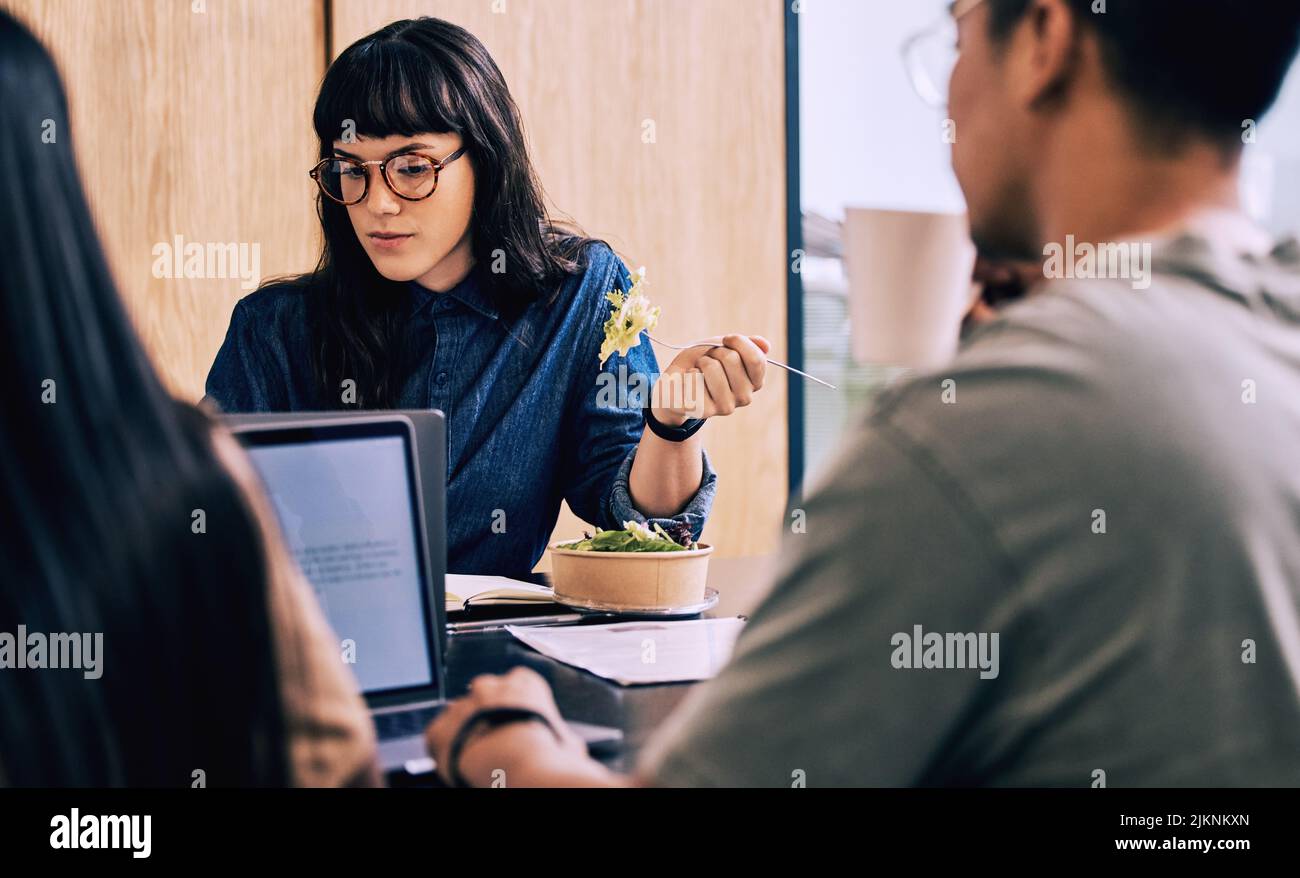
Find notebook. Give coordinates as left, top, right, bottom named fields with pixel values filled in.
left=445, top=574, right=558, bottom=613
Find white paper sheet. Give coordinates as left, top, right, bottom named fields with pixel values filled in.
left=506, top=617, right=746, bottom=686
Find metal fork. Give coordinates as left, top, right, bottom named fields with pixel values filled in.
left=648, top=335, right=837, bottom=390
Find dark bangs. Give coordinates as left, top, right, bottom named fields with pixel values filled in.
left=313, top=26, right=467, bottom=149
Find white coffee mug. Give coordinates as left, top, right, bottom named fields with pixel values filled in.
left=842, top=208, right=977, bottom=370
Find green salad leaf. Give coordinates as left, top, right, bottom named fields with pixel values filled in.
left=557, top=520, right=694, bottom=552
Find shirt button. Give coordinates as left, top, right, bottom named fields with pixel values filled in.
left=437, top=297, right=454, bottom=311
left=436, top=371, right=449, bottom=385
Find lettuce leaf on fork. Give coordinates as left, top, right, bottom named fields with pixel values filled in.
left=598, top=266, right=660, bottom=366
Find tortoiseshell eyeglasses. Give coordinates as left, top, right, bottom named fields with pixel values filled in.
left=309, top=147, right=467, bottom=206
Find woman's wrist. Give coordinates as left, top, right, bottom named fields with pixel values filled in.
left=649, top=405, right=690, bottom=428
left=644, top=406, right=705, bottom=441
left=630, top=420, right=706, bottom=518
left=454, top=719, right=553, bottom=786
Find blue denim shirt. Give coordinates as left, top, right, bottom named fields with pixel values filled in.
left=205, top=243, right=716, bottom=577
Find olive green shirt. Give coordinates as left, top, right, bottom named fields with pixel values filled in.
left=640, top=214, right=1300, bottom=787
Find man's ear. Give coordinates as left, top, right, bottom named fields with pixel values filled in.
left=1005, top=0, right=1084, bottom=111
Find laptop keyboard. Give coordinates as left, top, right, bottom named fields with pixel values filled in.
left=374, top=705, right=443, bottom=741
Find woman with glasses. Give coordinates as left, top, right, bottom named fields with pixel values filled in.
left=205, top=17, right=768, bottom=578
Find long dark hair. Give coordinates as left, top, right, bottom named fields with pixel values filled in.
left=304, top=16, right=597, bottom=409
left=0, top=11, right=287, bottom=786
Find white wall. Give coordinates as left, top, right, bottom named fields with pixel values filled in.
left=799, top=0, right=961, bottom=219
left=1249, top=63, right=1300, bottom=235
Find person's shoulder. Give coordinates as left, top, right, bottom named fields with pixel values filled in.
left=220, top=278, right=317, bottom=356
left=861, top=285, right=1132, bottom=464
left=976, top=272, right=1209, bottom=358
left=868, top=272, right=1235, bottom=510
left=547, top=238, right=631, bottom=319
left=879, top=289, right=1110, bottom=405
left=916, top=275, right=1174, bottom=393
left=571, top=239, right=629, bottom=297
left=230, top=277, right=313, bottom=325
left=574, top=239, right=626, bottom=282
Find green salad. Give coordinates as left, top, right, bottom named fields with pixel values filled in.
left=557, top=520, right=695, bottom=552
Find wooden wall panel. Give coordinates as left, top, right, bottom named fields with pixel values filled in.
left=2, top=0, right=324, bottom=400
left=332, top=0, right=789, bottom=560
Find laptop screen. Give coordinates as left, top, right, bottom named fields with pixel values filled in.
left=238, top=421, right=436, bottom=697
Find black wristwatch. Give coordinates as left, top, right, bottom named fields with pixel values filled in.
left=643, top=407, right=706, bottom=442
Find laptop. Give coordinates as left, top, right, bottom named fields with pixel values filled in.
left=224, top=411, right=622, bottom=775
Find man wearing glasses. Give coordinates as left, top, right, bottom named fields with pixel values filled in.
left=425, top=0, right=1300, bottom=787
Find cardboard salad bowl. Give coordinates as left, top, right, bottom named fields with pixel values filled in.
left=547, top=541, right=714, bottom=612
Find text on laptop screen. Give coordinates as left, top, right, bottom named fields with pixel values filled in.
left=243, top=434, right=433, bottom=694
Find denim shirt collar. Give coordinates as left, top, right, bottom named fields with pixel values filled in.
left=409, top=264, right=499, bottom=321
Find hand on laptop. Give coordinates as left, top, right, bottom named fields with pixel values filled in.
left=425, top=667, right=616, bottom=787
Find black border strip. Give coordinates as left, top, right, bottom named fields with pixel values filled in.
left=784, top=0, right=805, bottom=500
